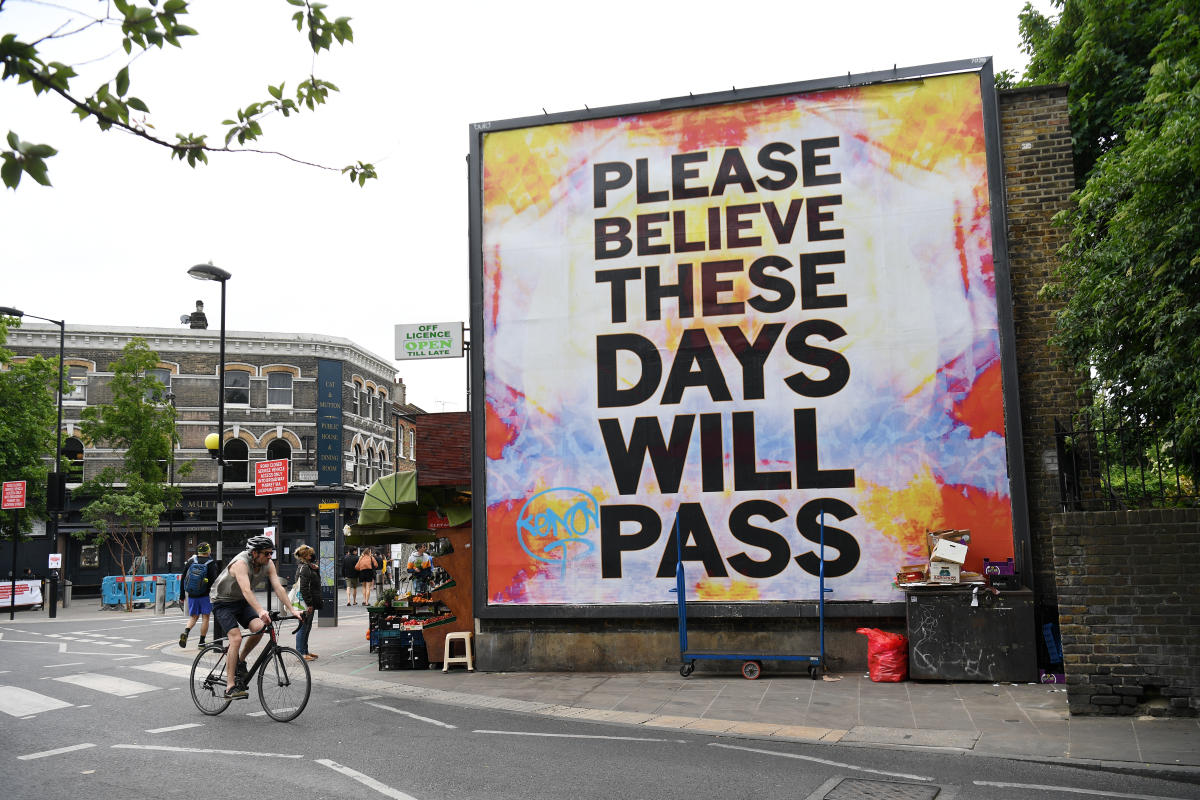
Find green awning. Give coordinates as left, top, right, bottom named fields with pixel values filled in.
left=344, top=471, right=471, bottom=546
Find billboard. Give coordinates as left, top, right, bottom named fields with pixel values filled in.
left=470, top=60, right=1026, bottom=610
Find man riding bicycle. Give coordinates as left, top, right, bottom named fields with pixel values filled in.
left=210, top=536, right=302, bottom=700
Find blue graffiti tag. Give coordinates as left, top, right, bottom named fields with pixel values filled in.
left=516, top=487, right=599, bottom=577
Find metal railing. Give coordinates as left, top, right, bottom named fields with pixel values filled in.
left=1055, top=417, right=1198, bottom=511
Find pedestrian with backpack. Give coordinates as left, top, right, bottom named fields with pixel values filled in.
left=179, top=542, right=218, bottom=648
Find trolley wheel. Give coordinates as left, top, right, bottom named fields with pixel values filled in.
left=679, top=662, right=695, bottom=677
left=741, top=660, right=762, bottom=680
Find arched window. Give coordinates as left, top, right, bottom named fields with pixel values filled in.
left=367, top=447, right=376, bottom=485
left=377, top=449, right=386, bottom=478
left=267, top=373, right=293, bottom=407
left=63, top=437, right=84, bottom=482
left=266, top=439, right=292, bottom=479
left=223, top=439, right=249, bottom=482
left=351, top=381, right=361, bottom=415
left=366, top=389, right=374, bottom=420
left=353, top=444, right=363, bottom=485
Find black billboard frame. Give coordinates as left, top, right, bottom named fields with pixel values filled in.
left=468, top=56, right=1032, bottom=620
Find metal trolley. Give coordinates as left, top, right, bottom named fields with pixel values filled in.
left=675, top=510, right=830, bottom=680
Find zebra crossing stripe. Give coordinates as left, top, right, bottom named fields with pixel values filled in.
left=0, top=685, right=73, bottom=717
left=54, top=673, right=161, bottom=697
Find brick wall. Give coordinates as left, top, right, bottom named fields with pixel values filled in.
left=998, top=85, right=1086, bottom=606
left=1052, top=508, right=1200, bottom=716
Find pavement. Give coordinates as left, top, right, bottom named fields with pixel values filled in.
left=10, top=595, right=1200, bottom=783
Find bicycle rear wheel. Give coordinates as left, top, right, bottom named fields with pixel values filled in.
left=190, top=644, right=231, bottom=715
left=258, top=646, right=311, bottom=722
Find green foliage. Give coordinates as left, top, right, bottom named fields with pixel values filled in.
left=1018, top=0, right=1200, bottom=480
left=74, top=338, right=183, bottom=571
left=1, top=1, right=376, bottom=188
left=0, top=316, right=60, bottom=537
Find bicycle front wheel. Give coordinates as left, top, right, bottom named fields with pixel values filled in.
left=190, top=644, right=231, bottom=716
left=258, top=646, right=310, bottom=722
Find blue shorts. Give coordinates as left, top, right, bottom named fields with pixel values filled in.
left=186, top=595, right=212, bottom=616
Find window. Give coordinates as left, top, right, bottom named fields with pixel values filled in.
left=80, top=545, right=100, bottom=569
left=224, top=371, right=250, bottom=405
left=145, top=368, right=171, bottom=403
left=367, top=447, right=376, bottom=485
left=353, top=444, right=364, bottom=485
left=223, top=439, right=249, bottom=482
left=409, top=429, right=415, bottom=460
left=63, top=365, right=87, bottom=403
left=266, top=439, right=292, bottom=478
left=377, top=393, right=386, bottom=421
left=267, top=372, right=293, bottom=407
left=377, top=449, right=385, bottom=478
left=366, top=389, right=374, bottom=420
left=351, top=382, right=361, bottom=415
left=64, top=437, right=84, bottom=482
left=360, top=386, right=369, bottom=418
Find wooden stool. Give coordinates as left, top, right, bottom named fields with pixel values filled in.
left=442, top=631, right=474, bottom=672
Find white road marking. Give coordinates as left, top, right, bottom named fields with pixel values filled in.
left=112, top=744, right=304, bottom=758
left=366, top=701, right=456, bottom=729
left=317, top=759, right=422, bottom=800
left=146, top=723, right=204, bottom=733
left=0, top=685, right=73, bottom=717
left=54, top=673, right=161, bottom=697
left=974, top=781, right=1193, bottom=799
left=130, top=661, right=194, bottom=679
left=42, top=662, right=86, bottom=668
left=474, top=729, right=672, bottom=742
left=708, top=742, right=933, bottom=782
left=18, top=743, right=96, bottom=760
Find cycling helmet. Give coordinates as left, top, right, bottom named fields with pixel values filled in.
left=246, top=535, right=274, bottom=552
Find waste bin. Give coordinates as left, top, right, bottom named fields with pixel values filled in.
left=902, top=585, right=1036, bottom=682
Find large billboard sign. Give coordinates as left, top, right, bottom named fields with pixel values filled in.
left=470, top=60, right=1027, bottom=611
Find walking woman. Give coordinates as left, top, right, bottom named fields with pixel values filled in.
left=294, top=545, right=323, bottom=661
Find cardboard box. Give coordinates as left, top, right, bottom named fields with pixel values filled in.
left=930, top=538, right=968, bottom=564
left=896, top=563, right=928, bottom=584
left=925, top=528, right=970, bottom=558
left=928, top=561, right=961, bottom=583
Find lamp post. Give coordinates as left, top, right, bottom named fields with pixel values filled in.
left=0, top=306, right=66, bottom=593
left=187, top=264, right=231, bottom=553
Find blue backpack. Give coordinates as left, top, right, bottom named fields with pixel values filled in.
left=183, top=557, right=210, bottom=596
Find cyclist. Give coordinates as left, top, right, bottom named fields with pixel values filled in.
left=210, top=536, right=302, bottom=700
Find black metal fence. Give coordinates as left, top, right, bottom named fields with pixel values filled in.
left=1055, top=417, right=1199, bottom=511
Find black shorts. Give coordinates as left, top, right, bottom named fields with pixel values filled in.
left=212, top=600, right=259, bottom=637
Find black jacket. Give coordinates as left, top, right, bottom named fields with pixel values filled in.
left=298, top=561, right=323, bottom=610
left=341, top=553, right=357, bottom=577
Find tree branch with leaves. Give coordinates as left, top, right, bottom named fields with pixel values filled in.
left=1, top=0, right=376, bottom=189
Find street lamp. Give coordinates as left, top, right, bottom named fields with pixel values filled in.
left=187, top=263, right=231, bottom=550
left=0, top=306, right=66, bottom=571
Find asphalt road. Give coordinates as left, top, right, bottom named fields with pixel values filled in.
left=2, top=615, right=1197, bottom=800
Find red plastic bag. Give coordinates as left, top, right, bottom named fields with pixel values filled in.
left=856, top=627, right=908, bottom=682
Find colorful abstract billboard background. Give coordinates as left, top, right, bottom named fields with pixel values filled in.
left=478, top=71, right=1015, bottom=605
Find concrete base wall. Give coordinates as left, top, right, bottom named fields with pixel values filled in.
left=476, top=616, right=904, bottom=674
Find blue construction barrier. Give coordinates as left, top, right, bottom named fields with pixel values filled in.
left=101, top=574, right=181, bottom=607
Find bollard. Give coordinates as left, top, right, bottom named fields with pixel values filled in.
left=62, top=579, right=72, bottom=609
left=154, top=575, right=166, bottom=615
left=48, top=576, right=58, bottom=619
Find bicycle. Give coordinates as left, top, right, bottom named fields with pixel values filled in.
left=189, top=610, right=311, bottom=722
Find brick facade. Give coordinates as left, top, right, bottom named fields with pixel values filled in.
left=998, top=85, right=1086, bottom=607
left=1052, top=509, right=1200, bottom=716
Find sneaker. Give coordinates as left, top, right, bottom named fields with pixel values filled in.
left=179, top=630, right=189, bottom=649
left=224, top=686, right=249, bottom=700
left=303, top=654, right=318, bottom=661
left=198, top=635, right=206, bottom=646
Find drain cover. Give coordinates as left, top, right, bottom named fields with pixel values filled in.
left=823, top=778, right=940, bottom=799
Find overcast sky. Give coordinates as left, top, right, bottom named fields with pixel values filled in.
left=1, top=0, right=1054, bottom=413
